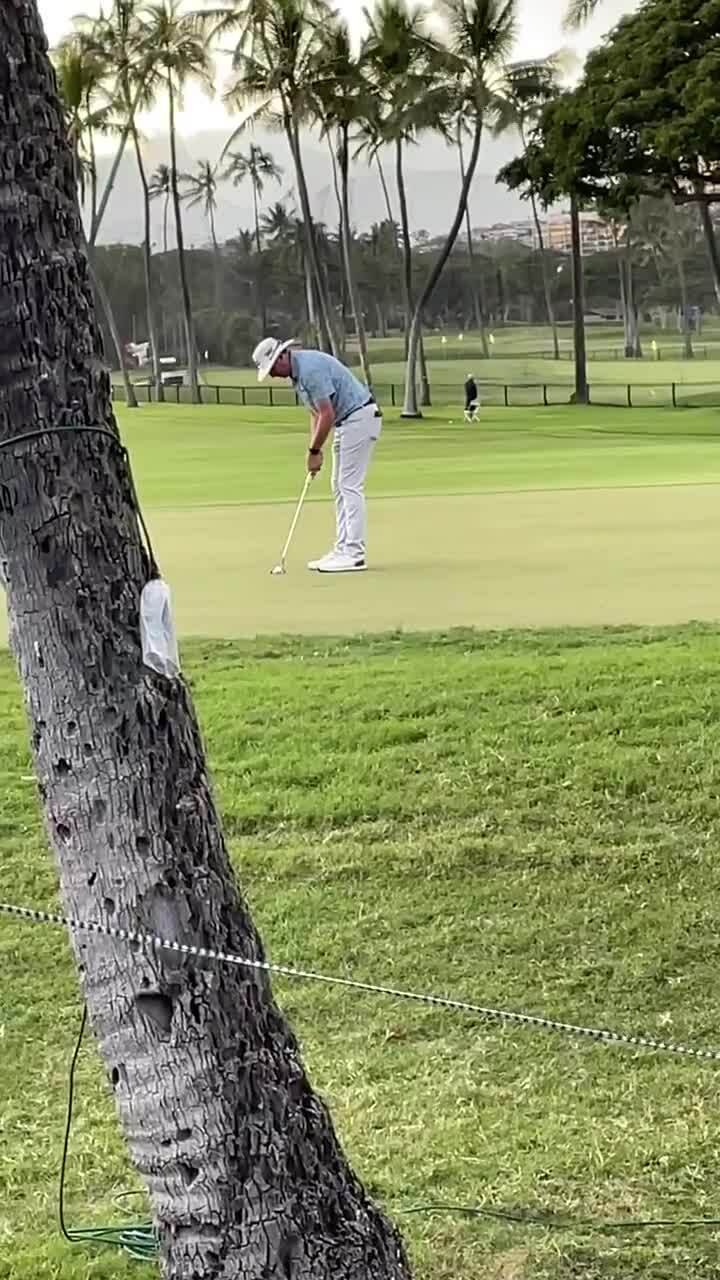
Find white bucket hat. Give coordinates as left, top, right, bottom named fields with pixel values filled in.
left=252, top=337, right=296, bottom=382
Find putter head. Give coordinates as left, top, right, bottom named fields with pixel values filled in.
left=270, top=564, right=286, bottom=576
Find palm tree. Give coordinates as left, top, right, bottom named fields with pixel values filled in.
left=224, top=145, right=282, bottom=331
left=182, top=159, right=221, bottom=251
left=216, top=0, right=342, bottom=355
left=493, top=59, right=562, bottom=359
left=224, top=145, right=282, bottom=255
left=54, top=30, right=139, bottom=410
left=149, top=163, right=172, bottom=252
left=362, top=0, right=443, bottom=403
left=77, top=2, right=168, bottom=401
left=312, top=18, right=374, bottom=387
left=565, top=0, right=601, bottom=25
left=182, top=159, right=223, bottom=313
left=142, top=1, right=215, bottom=403
left=401, top=0, right=517, bottom=418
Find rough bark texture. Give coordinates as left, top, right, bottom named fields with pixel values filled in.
left=570, top=197, right=589, bottom=404
left=0, top=8, right=413, bottom=1279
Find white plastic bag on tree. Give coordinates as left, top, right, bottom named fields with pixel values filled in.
left=140, top=578, right=180, bottom=678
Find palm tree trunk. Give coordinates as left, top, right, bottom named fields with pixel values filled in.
left=168, top=74, right=199, bottom=402
left=530, top=193, right=560, bottom=360
left=1, top=13, right=415, bottom=1276
left=209, top=204, right=222, bottom=315
left=395, top=138, right=429, bottom=406
left=615, top=225, right=629, bottom=352
left=457, top=130, right=489, bottom=358
left=668, top=199, right=694, bottom=359
left=89, top=77, right=145, bottom=247
left=570, top=195, right=589, bottom=403
left=696, top=193, right=720, bottom=306
left=163, top=192, right=169, bottom=254
left=87, top=253, right=138, bottom=409
left=335, top=129, right=373, bottom=388
left=285, top=113, right=341, bottom=356
left=624, top=224, right=642, bottom=358
left=375, top=151, right=395, bottom=227
left=252, top=183, right=267, bottom=332
left=131, top=124, right=164, bottom=403
left=403, top=119, right=485, bottom=418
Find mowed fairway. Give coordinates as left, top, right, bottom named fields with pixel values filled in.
left=78, top=402, right=720, bottom=637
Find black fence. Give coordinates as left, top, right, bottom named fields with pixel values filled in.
left=112, top=379, right=720, bottom=410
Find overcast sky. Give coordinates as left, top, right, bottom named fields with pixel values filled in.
left=39, top=0, right=639, bottom=138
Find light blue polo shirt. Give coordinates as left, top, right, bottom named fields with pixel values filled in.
left=290, top=350, right=371, bottom=425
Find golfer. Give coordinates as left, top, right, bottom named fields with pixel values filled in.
left=464, top=374, right=479, bottom=422
left=252, top=338, right=382, bottom=574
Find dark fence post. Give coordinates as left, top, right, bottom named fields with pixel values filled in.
left=269, top=387, right=274, bottom=407
left=504, top=385, right=509, bottom=406
left=587, top=383, right=591, bottom=405
left=672, top=382, right=677, bottom=407
left=627, top=384, right=632, bottom=408
left=216, top=385, right=220, bottom=405
left=543, top=384, right=548, bottom=407
left=391, top=383, right=396, bottom=407
left=175, top=384, right=180, bottom=404
left=241, top=386, right=246, bottom=407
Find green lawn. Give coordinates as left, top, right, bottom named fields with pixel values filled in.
left=3, top=627, right=720, bottom=1279
left=2, top=396, right=720, bottom=1278
left=75, top=402, right=720, bottom=639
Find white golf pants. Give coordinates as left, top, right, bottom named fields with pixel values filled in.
left=332, top=403, right=382, bottom=559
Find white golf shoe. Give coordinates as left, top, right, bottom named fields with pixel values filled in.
left=307, top=551, right=336, bottom=571
left=317, top=552, right=367, bottom=574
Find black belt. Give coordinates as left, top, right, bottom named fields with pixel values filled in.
left=337, top=398, right=377, bottom=426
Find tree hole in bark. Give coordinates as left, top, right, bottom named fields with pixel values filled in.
left=93, top=797, right=107, bottom=823
left=55, top=822, right=71, bottom=843
left=103, top=705, right=118, bottom=726
left=67, top=720, right=77, bottom=735
left=110, top=1063, right=125, bottom=1089
left=136, top=834, right=150, bottom=854
left=55, top=757, right=71, bottom=776
left=32, top=720, right=46, bottom=751
left=136, top=991, right=173, bottom=1035
left=177, top=1161, right=200, bottom=1188
left=158, top=709, right=168, bottom=733
left=87, top=871, right=97, bottom=887
left=177, top=1128, right=192, bottom=1142
left=39, top=536, right=51, bottom=556
left=103, top=896, right=115, bottom=915
left=83, top=743, right=94, bottom=757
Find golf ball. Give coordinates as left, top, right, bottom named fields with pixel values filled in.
left=270, top=566, right=285, bottom=576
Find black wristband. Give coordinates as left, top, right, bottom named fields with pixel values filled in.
left=309, top=447, right=322, bottom=456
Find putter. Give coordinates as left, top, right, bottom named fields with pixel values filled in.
left=270, top=473, right=314, bottom=575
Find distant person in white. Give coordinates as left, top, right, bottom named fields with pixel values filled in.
left=252, top=338, right=382, bottom=573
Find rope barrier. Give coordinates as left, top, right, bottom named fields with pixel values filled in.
left=2, top=900, right=719, bottom=1064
